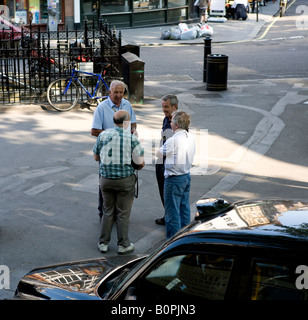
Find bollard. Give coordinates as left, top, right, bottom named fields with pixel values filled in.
left=121, top=42, right=140, bottom=57
left=203, top=36, right=212, bottom=83
left=122, top=52, right=145, bottom=104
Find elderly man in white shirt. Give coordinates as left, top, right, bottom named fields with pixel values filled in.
left=156, top=111, right=196, bottom=238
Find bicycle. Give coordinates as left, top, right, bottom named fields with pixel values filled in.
left=47, top=62, right=111, bottom=112
left=21, top=33, right=60, bottom=77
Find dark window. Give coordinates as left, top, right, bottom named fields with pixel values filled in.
left=136, top=253, right=234, bottom=300
left=250, top=260, right=308, bottom=300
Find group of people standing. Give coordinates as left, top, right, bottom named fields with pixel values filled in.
left=91, top=80, right=196, bottom=255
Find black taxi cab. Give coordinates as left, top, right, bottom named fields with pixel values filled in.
left=14, top=198, right=308, bottom=300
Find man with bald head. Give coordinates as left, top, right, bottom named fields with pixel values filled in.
left=93, top=110, right=144, bottom=255
left=91, top=80, right=137, bottom=220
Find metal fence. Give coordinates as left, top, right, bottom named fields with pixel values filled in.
left=0, top=18, right=122, bottom=104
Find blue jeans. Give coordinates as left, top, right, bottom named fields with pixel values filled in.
left=164, top=174, right=191, bottom=238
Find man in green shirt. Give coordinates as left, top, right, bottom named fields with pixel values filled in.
left=93, top=110, right=144, bottom=254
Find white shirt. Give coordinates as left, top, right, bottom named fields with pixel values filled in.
left=159, top=129, right=196, bottom=178
left=232, top=0, right=248, bottom=8
left=92, top=97, right=136, bottom=130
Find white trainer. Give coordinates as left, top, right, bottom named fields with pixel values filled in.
left=118, top=243, right=135, bottom=255
left=97, top=242, right=108, bottom=253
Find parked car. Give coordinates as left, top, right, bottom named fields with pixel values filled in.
left=14, top=198, right=308, bottom=301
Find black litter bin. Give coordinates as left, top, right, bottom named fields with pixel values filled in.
left=206, top=54, right=228, bottom=91
left=122, top=52, right=144, bottom=104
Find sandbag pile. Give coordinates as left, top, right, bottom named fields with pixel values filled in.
left=161, top=22, right=213, bottom=40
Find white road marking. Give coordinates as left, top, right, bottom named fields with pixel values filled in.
left=198, top=85, right=308, bottom=199
left=24, top=183, right=54, bottom=195
left=0, top=166, right=69, bottom=194
left=72, top=174, right=98, bottom=194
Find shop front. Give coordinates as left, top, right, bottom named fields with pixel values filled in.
left=0, top=0, right=73, bottom=30
left=0, top=0, right=198, bottom=30
left=80, top=0, right=198, bottom=28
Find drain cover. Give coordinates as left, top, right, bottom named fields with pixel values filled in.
left=194, top=93, right=222, bottom=98
left=146, top=75, right=193, bottom=81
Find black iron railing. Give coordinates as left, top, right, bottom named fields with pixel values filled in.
left=0, top=18, right=122, bottom=104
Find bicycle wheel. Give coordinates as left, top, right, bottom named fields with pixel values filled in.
left=123, top=83, right=130, bottom=100
left=95, top=83, right=110, bottom=105
left=47, top=78, right=80, bottom=111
